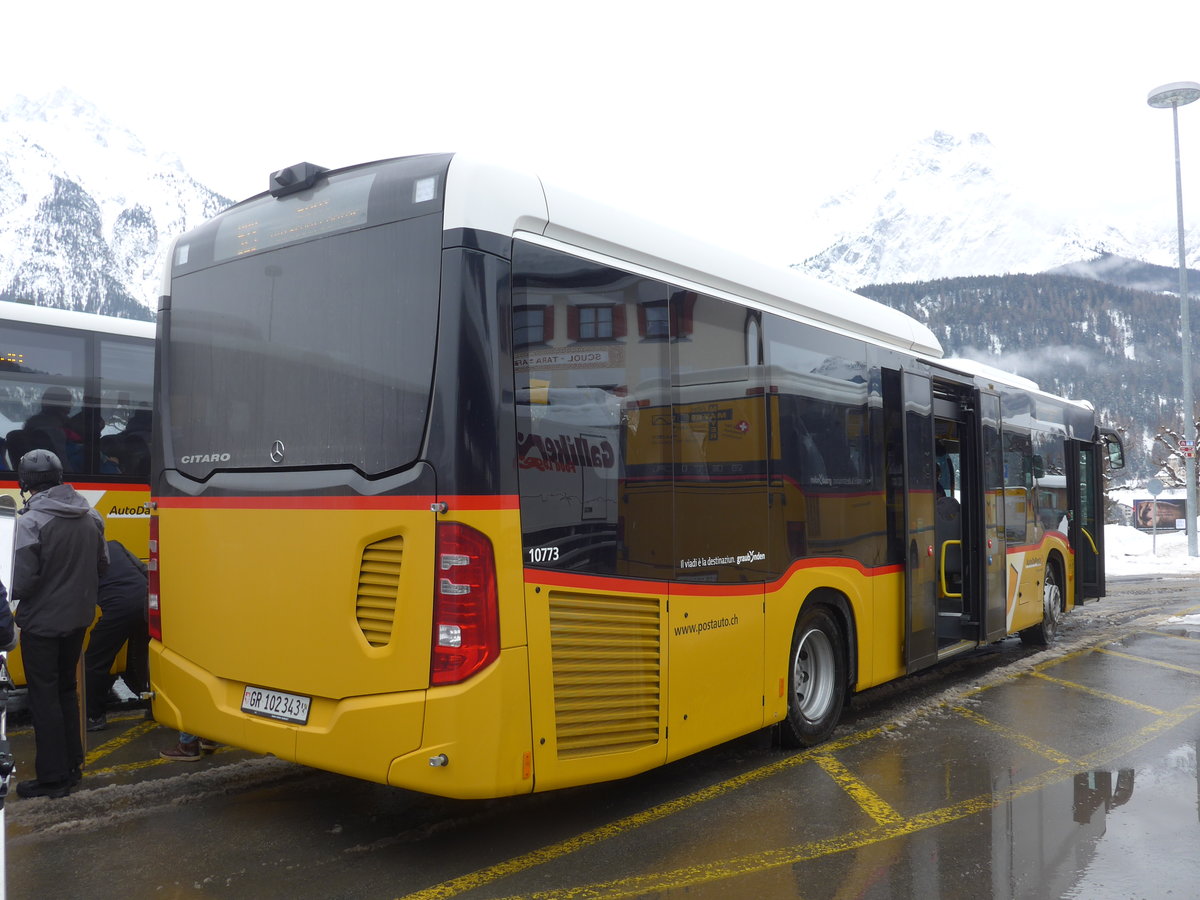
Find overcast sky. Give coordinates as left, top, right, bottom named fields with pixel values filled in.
left=5, top=1, right=1200, bottom=265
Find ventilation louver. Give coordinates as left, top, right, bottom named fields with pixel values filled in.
left=356, top=536, right=404, bottom=647
left=549, top=592, right=661, bottom=758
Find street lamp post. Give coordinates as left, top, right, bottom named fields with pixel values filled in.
left=1148, top=81, right=1200, bottom=557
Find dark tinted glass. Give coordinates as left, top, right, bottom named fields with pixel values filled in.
left=1033, top=429, right=1070, bottom=535
left=671, top=292, right=769, bottom=583
left=99, top=338, right=155, bottom=476
left=0, top=324, right=153, bottom=477
left=1002, top=429, right=1035, bottom=544
left=168, top=217, right=441, bottom=477
left=766, top=316, right=883, bottom=567
left=513, top=241, right=671, bottom=578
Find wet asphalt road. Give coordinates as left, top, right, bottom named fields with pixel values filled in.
left=4, top=576, right=1200, bottom=899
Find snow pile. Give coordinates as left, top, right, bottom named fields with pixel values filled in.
left=1106, top=486, right=1200, bottom=578
left=1105, top=523, right=1200, bottom=577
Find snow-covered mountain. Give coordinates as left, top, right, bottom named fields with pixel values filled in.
left=0, top=89, right=230, bottom=317
left=2, top=96, right=1195, bottom=319
left=798, top=131, right=1200, bottom=288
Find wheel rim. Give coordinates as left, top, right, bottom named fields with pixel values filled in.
left=1043, top=571, right=1063, bottom=637
left=793, top=627, right=835, bottom=722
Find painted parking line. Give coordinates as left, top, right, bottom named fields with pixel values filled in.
left=1095, top=645, right=1200, bottom=677
left=403, top=616, right=1200, bottom=900
left=399, top=725, right=895, bottom=900
left=490, top=694, right=1200, bottom=900
left=950, top=704, right=1079, bottom=766
left=1028, top=670, right=1168, bottom=714
left=84, top=718, right=159, bottom=766
left=813, top=754, right=903, bottom=825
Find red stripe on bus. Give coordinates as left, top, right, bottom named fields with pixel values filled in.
left=153, top=494, right=519, bottom=511
left=1007, top=532, right=1072, bottom=554
left=0, top=479, right=149, bottom=493
left=525, top=557, right=904, bottom=595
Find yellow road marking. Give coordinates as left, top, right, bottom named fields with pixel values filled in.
left=950, top=705, right=1077, bottom=765
left=814, top=755, right=902, bottom=825
left=492, top=695, right=1200, bottom=900
left=404, top=619, right=1200, bottom=900
left=398, top=726, right=893, bottom=900
left=1030, top=646, right=1096, bottom=673
left=84, top=719, right=159, bottom=766
left=957, top=644, right=1097, bottom=701
left=1029, top=671, right=1167, bottom=714
left=1095, top=646, right=1200, bottom=677
left=1140, top=628, right=1200, bottom=643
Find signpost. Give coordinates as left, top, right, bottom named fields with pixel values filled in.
left=1148, top=477, right=1164, bottom=555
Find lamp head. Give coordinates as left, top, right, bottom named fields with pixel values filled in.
left=1148, top=82, right=1200, bottom=109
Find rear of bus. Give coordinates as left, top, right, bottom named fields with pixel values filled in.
left=150, top=154, right=533, bottom=797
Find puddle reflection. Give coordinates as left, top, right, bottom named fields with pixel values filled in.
left=997, top=743, right=1200, bottom=897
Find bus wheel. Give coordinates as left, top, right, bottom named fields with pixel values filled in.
left=780, top=606, right=846, bottom=748
left=1020, top=562, right=1063, bottom=646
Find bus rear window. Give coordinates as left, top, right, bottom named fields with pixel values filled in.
left=167, top=217, right=441, bottom=479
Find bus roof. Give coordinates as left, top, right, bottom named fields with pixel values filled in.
left=442, top=155, right=942, bottom=359
left=0, top=301, right=155, bottom=340
left=939, top=356, right=1094, bottom=413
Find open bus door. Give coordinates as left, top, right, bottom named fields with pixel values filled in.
left=1067, top=438, right=1105, bottom=600
left=977, top=390, right=1008, bottom=642
left=902, top=372, right=1010, bottom=670
left=901, top=371, right=938, bottom=672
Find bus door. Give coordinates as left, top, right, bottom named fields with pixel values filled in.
left=1067, top=439, right=1105, bottom=600
left=901, top=371, right=937, bottom=672
left=922, top=379, right=1006, bottom=657
left=978, top=390, right=1007, bottom=641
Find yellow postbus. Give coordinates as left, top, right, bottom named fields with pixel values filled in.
left=148, top=155, right=1123, bottom=798
left=0, top=302, right=155, bottom=684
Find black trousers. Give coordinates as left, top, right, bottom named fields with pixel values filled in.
left=84, top=608, right=149, bottom=715
left=21, top=628, right=88, bottom=784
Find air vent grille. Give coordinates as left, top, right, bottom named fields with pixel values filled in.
left=549, top=593, right=661, bottom=758
left=356, top=536, right=404, bottom=647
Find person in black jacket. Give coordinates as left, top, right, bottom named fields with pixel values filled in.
left=0, top=579, right=15, bottom=654
left=11, top=449, right=107, bottom=799
left=84, top=540, right=149, bottom=732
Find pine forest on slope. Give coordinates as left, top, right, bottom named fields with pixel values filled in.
left=858, top=268, right=1200, bottom=481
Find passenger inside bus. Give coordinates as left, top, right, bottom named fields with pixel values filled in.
left=19, top=386, right=79, bottom=470
left=99, top=408, right=152, bottom=476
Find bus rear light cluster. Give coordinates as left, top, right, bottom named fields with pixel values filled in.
left=431, top=522, right=499, bottom=686
left=147, top=516, right=162, bottom=641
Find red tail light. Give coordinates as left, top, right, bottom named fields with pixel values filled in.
left=431, top=522, right=499, bottom=686
left=148, top=515, right=161, bottom=641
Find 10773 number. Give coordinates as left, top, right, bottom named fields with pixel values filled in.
left=527, top=546, right=560, bottom=563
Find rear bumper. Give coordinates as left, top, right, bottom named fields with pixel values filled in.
left=150, top=642, right=533, bottom=798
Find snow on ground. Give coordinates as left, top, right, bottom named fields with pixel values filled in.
left=1106, top=486, right=1200, bottom=578
left=1105, top=523, right=1200, bottom=578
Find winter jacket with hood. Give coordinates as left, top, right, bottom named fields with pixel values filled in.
left=13, top=483, right=108, bottom=637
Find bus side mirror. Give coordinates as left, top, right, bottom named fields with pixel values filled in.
left=1101, top=429, right=1126, bottom=471
left=1031, top=455, right=1045, bottom=479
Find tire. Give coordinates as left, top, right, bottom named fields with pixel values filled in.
left=1020, top=561, right=1064, bottom=647
left=780, top=605, right=847, bottom=748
